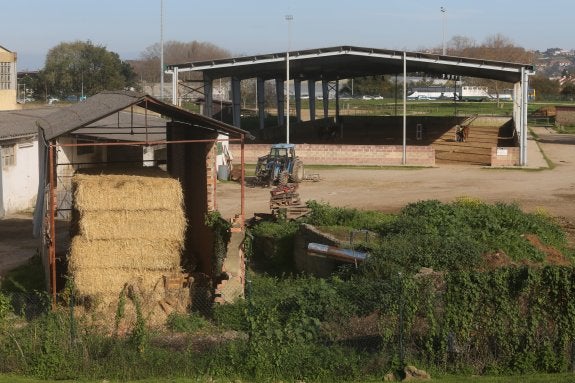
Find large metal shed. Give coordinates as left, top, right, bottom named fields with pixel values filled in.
left=32, top=90, right=249, bottom=303
left=167, top=45, right=534, bottom=165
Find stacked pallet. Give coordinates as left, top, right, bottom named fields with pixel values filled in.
left=68, top=167, right=189, bottom=328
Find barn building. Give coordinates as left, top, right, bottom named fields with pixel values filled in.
left=32, top=90, right=249, bottom=306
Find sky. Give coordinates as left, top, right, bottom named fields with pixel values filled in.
left=2, top=0, right=573, bottom=71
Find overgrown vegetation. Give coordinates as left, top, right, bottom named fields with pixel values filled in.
left=1, top=200, right=575, bottom=381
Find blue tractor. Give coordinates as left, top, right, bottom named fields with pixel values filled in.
left=255, top=143, right=304, bottom=186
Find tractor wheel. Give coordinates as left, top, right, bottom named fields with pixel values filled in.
left=278, top=171, right=290, bottom=186
left=290, top=160, right=304, bottom=183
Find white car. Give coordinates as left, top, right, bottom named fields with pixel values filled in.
left=48, top=97, right=59, bottom=105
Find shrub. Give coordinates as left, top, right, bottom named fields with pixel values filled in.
left=166, top=312, right=209, bottom=333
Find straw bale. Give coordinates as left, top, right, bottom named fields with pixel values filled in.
left=72, top=268, right=177, bottom=297
left=72, top=168, right=184, bottom=212
left=68, top=237, right=182, bottom=271
left=77, top=209, right=186, bottom=241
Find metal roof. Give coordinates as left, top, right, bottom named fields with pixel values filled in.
left=36, top=90, right=249, bottom=141
left=167, top=45, right=535, bottom=84
left=0, top=108, right=53, bottom=140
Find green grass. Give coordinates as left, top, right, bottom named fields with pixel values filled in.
left=1, top=375, right=574, bottom=383
left=433, top=373, right=575, bottom=382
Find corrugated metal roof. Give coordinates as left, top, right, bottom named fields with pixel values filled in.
left=167, top=45, right=535, bottom=83
left=36, top=90, right=248, bottom=141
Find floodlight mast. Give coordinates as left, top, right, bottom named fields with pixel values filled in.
left=441, top=7, right=446, bottom=55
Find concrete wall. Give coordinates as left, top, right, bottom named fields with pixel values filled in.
left=491, top=147, right=520, bottom=167
left=230, top=143, right=435, bottom=166
left=1, top=138, right=39, bottom=214
left=0, top=47, right=18, bottom=111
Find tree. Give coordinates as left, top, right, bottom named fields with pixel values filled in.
left=560, top=82, right=575, bottom=99
left=447, top=34, right=535, bottom=102
left=352, top=75, right=395, bottom=97
left=133, top=40, right=231, bottom=84
left=38, top=40, right=138, bottom=99
left=530, top=75, right=560, bottom=100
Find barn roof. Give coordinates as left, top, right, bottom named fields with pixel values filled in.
left=0, top=106, right=167, bottom=142
left=36, top=90, right=249, bottom=141
left=167, top=45, right=535, bottom=84
left=0, top=108, right=53, bottom=141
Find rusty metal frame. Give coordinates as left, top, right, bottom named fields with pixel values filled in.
left=46, top=134, right=246, bottom=307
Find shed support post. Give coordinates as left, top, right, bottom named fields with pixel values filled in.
left=257, top=77, right=266, bottom=133
left=48, top=144, right=56, bottom=308
left=402, top=52, right=407, bottom=165
left=294, top=79, right=302, bottom=122
left=308, top=80, right=316, bottom=121
left=171, top=67, right=179, bottom=106
left=231, top=77, right=241, bottom=128
left=204, top=75, right=213, bottom=118
left=521, top=67, right=529, bottom=166
left=322, top=80, right=329, bottom=119
left=276, top=78, right=285, bottom=128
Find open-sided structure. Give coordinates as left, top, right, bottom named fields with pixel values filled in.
left=167, top=45, right=534, bottom=165
left=32, top=90, right=249, bottom=304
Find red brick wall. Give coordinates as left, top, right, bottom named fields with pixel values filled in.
left=556, top=107, right=575, bottom=126
left=491, top=147, right=519, bottom=166
left=230, top=143, right=435, bottom=166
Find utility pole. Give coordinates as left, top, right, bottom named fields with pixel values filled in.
left=285, top=14, right=293, bottom=143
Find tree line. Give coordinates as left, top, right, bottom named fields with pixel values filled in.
left=20, top=34, right=574, bottom=103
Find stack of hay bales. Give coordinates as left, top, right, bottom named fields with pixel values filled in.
left=68, top=167, right=189, bottom=328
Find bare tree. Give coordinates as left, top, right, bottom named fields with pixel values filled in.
left=133, top=40, right=231, bottom=83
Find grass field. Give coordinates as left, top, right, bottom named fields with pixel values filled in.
left=2, top=373, right=575, bottom=383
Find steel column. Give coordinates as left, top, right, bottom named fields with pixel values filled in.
left=521, top=67, right=529, bottom=166
left=257, top=77, right=266, bottom=132
left=322, top=80, right=329, bottom=119
left=204, top=75, right=213, bottom=118
left=171, top=67, right=179, bottom=105
left=294, top=79, right=302, bottom=122
left=231, top=77, right=241, bottom=128
left=308, top=80, right=316, bottom=121
left=402, top=52, right=407, bottom=165
left=276, top=78, right=285, bottom=127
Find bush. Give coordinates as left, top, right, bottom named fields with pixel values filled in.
left=166, top=312, right=209, bottom=333
left=250, top=221, right=299, bottom=273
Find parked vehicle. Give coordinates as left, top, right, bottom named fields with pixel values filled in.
left=255, top=143, right=304, bottom=186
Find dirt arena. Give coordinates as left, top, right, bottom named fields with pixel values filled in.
left=217, top=126, right=575, bottom=223
left=1, top=126, right=574, bottom=276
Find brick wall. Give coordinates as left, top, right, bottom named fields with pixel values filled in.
left=491, top=147, right=519, bottom=166
left=229, top=143, right=435, bottom=166
left=556, top=107, right=575, bottom=126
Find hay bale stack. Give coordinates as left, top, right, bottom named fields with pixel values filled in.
left=68, top=167, right=189, bottom=327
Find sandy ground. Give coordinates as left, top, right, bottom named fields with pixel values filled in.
left=1, top=127, right=574, bottom=276
left=216, top=127, right=575, bottom=222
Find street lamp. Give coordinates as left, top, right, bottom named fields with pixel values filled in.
left=285, top=14, right=293, bottom=143
left=441, top=7, right=446, bottom=55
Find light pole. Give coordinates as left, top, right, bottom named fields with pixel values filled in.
left=285, top=14, right=293, bottom=143
left=441, top=7, right=446, bottom=55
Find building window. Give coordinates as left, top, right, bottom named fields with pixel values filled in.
left=1, top=144, right=16, bottom=167
left=0, top=62, right=12, bottom=90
